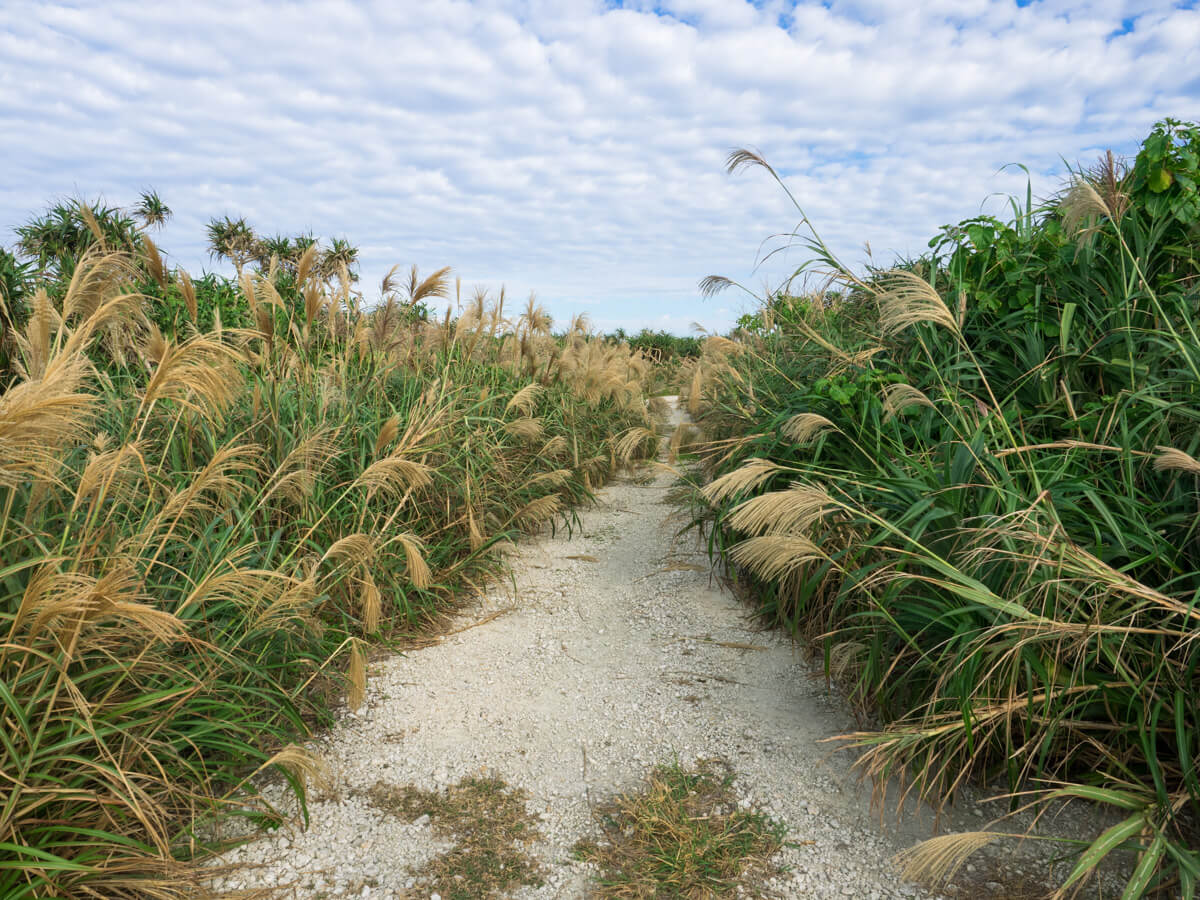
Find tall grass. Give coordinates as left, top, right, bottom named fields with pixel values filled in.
left=686, top=120, right=1200, bottom=896
left=0, top=226, right=657, bottom=896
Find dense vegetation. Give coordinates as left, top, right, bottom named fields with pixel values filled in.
left=685, top=118, right=1200, bottom=896
left=605, top=328, right=702, bottom=397
left=607, top=328, right=702, bottom=362
left=0, top=203, right=659, bottom=897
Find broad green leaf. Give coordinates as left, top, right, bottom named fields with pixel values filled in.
left=1060, top=302, right=1076, bottom=349
left=1148, top=165, right=1173, bottom=193
left=1060, top=814, right=1146, bottom=889
left=1121, top=832, right=1165, bottom=899
left=1046, top=785, right=1147, bottom=811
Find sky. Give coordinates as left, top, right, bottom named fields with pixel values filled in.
left=1, top=1, right=1197, bottom=334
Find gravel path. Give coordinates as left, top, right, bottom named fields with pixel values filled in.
left=210, top=401, right=1034, bottom=899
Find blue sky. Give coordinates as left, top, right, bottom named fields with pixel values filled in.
left=1, top=0, right=1197, bottom=333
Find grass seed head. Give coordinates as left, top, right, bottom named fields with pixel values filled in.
left=881, top=382, right=935, bottom=422
left=72, top=440, right=146, bottom=513
left=354, top=455, right=434, bottom=500
left=374, top=414, right=400, bottom=456
left=894, top=831, right=1010, bottom=886
left=12, top=289, right=58, bottom=379
left=728, top=483, right=838, bottom=537
left=612, top=425, right=658, bottom=464
left=321, top=533, right=377, bottom=568
left=876, top=269, right=959, bottom=337
left=528, top=468, right=573, bottom=488
left=504, top=416, right=545, bottom=442
left=540, top=433, right=570, bottom=460
left=395, top=532, right=432, bottom=589
left=358, top=573, right=382, bottom=633
left=295, top=241, right=320, bottom=289
left=348, top=638, right=367, bottom=710
left=1153, top=446, right=1200, bottom=477
left=515, top=493, right=562, bottom=528
left=701, top=458, right=784, bottom=506
left=260, top=744, right=329, bottom=796
left=138, top=334, right=243, bottom=426
left=728, top=534, right=825, bottom=581
left=506, top=382, right=545, bottom=416
left=1060, top=175, right=1123, bottom=241
left=0, top=353, right=95, bottom=486
left=781, top=412, right=837, bottom=444
left=142, top=234, right=168, bottom=288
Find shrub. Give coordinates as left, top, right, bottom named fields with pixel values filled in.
left=687, top=120, right=1200, bottom=896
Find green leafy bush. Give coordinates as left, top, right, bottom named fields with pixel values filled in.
left=689, top=120, right=1200, bottom=896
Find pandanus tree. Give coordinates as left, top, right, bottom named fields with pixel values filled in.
left=134, top=189, right=172, bottom=230
left=322, top=237, right=360, bottom=281
left=205, top=215, right=260, bottom=275
left=15, top=198, right=142, bottom=279
left=206, top=217, right=361, bottom=285
left=0, top=247, right=34, bottom=377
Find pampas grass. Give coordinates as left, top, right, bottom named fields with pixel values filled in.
left=685, top=126, right=1200, bottom=896
left=781, top=412, right=837, bottom=444
left=880, top=382, right=935, bottom=422
left=0, top=229, right=659, bottom=897
left=875, top=270, right=960, bottom=338
left=894, top=831, right=1012, bottom=885
left=701, top=458, right=786, bottom=505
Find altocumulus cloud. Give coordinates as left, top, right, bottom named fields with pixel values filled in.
left=1, top=0, right=1196, bottom=332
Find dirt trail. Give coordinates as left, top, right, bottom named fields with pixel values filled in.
left=211, top=400, right=1031, bottom=899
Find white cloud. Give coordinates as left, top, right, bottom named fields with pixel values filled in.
left=0, top=0, right=1196, bottom=333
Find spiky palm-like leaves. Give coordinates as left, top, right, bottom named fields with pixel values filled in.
left=16, top=198, right=141, bottom=276
left=205, top=216, right=259, bottom=273
left=135, top=190, right=172, bottom=229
